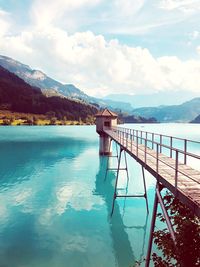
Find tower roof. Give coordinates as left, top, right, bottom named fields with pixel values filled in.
left=95, top=108, right=118, bottom=117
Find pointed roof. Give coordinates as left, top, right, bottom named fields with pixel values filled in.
left=95, top=108, right=118, bottom=117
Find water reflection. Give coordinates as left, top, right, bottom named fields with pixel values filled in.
left=0, top=126, right=151, bottom=267
left=0, top=137, right=92, bottom=191
left=95, top=156, right=148, bottom=267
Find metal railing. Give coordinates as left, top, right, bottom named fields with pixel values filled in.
left=104, top=126, right=200, bottom=189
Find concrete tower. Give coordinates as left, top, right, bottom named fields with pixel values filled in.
left=95, top=109, right=118, bottom=155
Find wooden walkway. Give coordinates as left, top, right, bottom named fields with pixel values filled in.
left=104, top=127, right=200, bottom=217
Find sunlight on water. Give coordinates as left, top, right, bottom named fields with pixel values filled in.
left=0, top=124, right=199, bottom=267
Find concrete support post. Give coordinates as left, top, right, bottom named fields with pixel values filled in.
left=99, top=134, right=112, bottom=155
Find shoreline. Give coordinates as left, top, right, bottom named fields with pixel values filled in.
left=0, top=110, right=95, bottom=126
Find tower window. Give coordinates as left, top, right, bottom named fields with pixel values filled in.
left=104, top=121, right=110, bottom=127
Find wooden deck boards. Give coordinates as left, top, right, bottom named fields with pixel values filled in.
left=104, top=129, right=200, bottom=216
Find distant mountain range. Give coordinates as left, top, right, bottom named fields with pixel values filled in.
left=120, top=114, right=157, bottom=124
left=191, top=114, right=200, bottom=123
left=104, top=91, right=199, bottom=108
left=133, top=98, right=200, bottom=122
left=0, top=55, right=132, bottom=112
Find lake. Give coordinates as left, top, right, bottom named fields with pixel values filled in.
left=0, top=124, right=200, bottom=267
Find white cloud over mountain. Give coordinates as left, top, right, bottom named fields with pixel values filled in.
left=0, top=1, right=200, bottom=96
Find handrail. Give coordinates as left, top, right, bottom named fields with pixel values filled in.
left=110, top=126, right=200, bottom=162
left=114, top=125, right=200, bottom=145
left=103, top=126, right=200, bottom=189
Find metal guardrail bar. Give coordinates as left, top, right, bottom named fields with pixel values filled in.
left=111, top=126, right=200, bottom=161
left=115, top=126, right=200, bottom=145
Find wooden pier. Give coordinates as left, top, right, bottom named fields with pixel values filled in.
left=95, top=110, right=200, bottom=266
left=103, top=125, right=200, bottom=266
left=104, top=126, right=200, bottom=217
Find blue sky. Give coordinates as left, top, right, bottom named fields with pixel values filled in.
left=0, top=0, right=200, bottom=97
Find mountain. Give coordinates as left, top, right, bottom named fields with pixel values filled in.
left=133, top=98, right=200, bottom=122
left=0, top=55, right=89, bottom=99
left=120, top=114, right=157, bottom=123
left=0, top=65, right=97, bottom=120
left=0, top=55, right=132, bottom=112
left=191, top=114, right=200, bottom=123
left=104, top=91, right=199, bottom=108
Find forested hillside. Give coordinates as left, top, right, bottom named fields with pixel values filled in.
left=0, top=66, right=97, bottom=121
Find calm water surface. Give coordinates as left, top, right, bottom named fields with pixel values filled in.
left=0, top=124, right=200, bottom=267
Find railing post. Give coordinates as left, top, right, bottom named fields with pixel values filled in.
left=170, top=137, right=173, bottom=158
left=146, top=132, right=148, bottom=147
left=160, top=135, right=162, bottom=153
left=145, top=139, right=147, bottom=164
left=140, top=131, right=142, bottom=144
left=184, top=139, right=187, bottom=165
left=156, top=144, right=159, bottom=175
left=133, top=129, right=135, bottom=141
left=131, top=132, right=133, bottom=150
left=137, top=135, right=139, bottom=157
left=152, top=133, right=154, bottom=149
left=175, top=150, right=178, bottom=189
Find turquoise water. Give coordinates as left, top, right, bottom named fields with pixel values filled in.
left=0, top=124, right=200, bottom=267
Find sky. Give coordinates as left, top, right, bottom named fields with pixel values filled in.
left=0, top=0, right=200, bottom=97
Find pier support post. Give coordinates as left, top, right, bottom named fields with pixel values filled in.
left=99, top=134, right=112, bottom=156
left=111, top=148, right=123, bottom=216
left=145, top=182, right=176, bottom=267
left=142, top=166, right=149, bottom=214
left=105, top=140, right=119, bottom=180
left=145, top=184, right=159, bottom=267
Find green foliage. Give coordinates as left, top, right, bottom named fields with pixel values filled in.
left=153, top=192, right=200, bottom=267
left=2, top=118, right=11, bottom=125
left=46, top=111, right=56, bottom=119
left=25, top=118, right=33, bottom=125
left=49, top=117, right=57, bottom=125
left=32, top=116, right=39, bottom=125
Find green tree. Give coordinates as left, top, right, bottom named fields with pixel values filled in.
left=2, top=118, right=11, bottom=125
left=152, top=192, right=200, bottom=267
left=26, top=117, right=33, bottom=125
left=45, top=111, right=56, bottom=119
left=33, top=116, right=38, bottom=125
left=49, top=117, right=57, bottom=125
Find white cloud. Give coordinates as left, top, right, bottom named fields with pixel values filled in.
left=159, top=0, right=200, bottom=12
left=0, top=9, right=11, bottom=36
left=55, top=181, right=104, bottom=214
left=114, top=0, right=145, bottom=17
left=158, top=56, right=200, bottom=91
left=190, top=30, right=200, bottom=40
left=1, top=22, right=200, bottom=96
left=31, top=0, right=102, bottom=29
